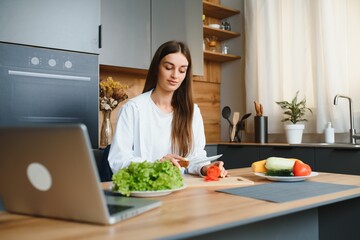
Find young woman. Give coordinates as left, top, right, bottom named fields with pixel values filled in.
left=108, top=40, right=227, bottom=177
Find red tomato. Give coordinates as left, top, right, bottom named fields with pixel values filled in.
left=204, top=165, right=221, bottom=181
left=293, top=161, right=312, bottom=176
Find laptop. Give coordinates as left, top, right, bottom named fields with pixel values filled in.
left=0, top=124, right=161, bottom=225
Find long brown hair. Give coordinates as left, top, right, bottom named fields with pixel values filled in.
left=143, top=40, right=194, bottom=157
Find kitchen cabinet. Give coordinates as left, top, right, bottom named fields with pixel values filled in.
left=202, top=1, right=241, bottom=62
left=315, top=148, right=360, bottom=175
left=99, top=0, right=151, bottom=69
left=0, top=0, right=100, bottom=54
left=216, top=143, right=360, bottom=175
left=217, top=145, right=259, bottom=169
left=100, top=0, right=203, bottom=75
left=205, top=144, right=218, bottom=156
left=259, top=146, right=315, bottom=170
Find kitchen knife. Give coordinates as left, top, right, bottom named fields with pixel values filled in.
left=178, top=154, right=224, bottom=168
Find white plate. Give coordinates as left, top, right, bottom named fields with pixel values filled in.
left=129, top=185, right=187, bottom=198
left=191, top=154, right=223, bottom=165
left=254, top=172, right=319, bottom=182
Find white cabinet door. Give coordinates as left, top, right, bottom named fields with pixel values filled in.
left=99, top=0, right=151, bottom=69
left=151, top=0, right=203, bottom=76
left=0, top=0, right=100, bottom=54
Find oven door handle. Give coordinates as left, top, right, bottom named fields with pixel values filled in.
left=8, top=70, right=91, bottom=81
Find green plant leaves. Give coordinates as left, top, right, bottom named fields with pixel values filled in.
left=275, top=91, right=312, bottom=124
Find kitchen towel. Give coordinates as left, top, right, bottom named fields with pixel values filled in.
left=217, top=182, right=360, bottom=203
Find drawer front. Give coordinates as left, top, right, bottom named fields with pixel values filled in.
left=218, top=145, right=259, bottom=169
left=315, top=148, right=360, bottom=175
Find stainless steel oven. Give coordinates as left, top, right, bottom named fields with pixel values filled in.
left=0, top=42, right=99, bottom=148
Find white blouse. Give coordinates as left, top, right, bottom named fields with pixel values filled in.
left=108, top=90, right=208, bottom=175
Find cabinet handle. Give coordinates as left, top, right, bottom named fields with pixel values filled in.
left=8, top=70, right=91, bottom=81
left=98, top=25, right=102, bottom=49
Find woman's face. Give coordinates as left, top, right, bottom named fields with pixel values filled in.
left=157, top=52, right=188, bottom=93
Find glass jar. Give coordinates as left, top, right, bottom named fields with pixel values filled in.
left=208, top=36, right=218, bottom=52
left=222, top=43, right=229, bottom=54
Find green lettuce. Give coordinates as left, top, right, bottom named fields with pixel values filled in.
left=112, top=160, right=184, bottom=196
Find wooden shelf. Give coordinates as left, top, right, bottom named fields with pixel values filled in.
left=203, top=1, right=240, bottom=19
left=100, top=64, right=147, bottom=76
left=204, top=50, right=241, bottom=62
left=202, top=1, right=241, bottom=63
left=203, top=25, right=240, bottom=41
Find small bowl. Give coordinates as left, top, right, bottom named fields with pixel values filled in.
left=209, top=24, right=220, bottom=29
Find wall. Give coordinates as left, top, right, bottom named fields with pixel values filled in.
left=219, top=0, right=246, bottom=142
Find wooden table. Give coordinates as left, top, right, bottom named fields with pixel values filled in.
left=1, top=168, right=360, bottom=240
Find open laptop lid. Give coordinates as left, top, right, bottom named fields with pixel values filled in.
left=0, top=124, right=161, bottom=225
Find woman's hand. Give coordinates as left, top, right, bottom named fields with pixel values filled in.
left=160, top=154, right=188, bottom=169
left=201, top=161, right=228, bottom=177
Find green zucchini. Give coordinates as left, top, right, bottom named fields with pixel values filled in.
left=266, top=169, right=294, bottom=176
left=265, top=157, right=296, bottom=171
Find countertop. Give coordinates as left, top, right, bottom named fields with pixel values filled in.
left=209, top=141, right=360, bottom=149
left=1, top=168, right=360, bottom=239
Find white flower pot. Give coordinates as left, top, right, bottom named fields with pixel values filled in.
left=284, top=124, right=304, bottom=144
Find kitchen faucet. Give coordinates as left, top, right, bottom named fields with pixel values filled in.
left=333, top=94, right=360, bottom=144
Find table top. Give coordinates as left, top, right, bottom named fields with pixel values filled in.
left=1, top=168, right=360, bottom=239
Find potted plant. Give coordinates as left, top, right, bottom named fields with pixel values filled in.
left=276, top=91, right=312, bottom=144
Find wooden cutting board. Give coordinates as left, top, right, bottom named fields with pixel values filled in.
left=183, top=175, right=254, bottom=187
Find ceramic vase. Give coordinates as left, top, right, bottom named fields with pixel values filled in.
left=100, top=110, right=113, bottom=147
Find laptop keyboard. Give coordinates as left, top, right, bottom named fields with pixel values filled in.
left=107, top=204, right=133, bottom=215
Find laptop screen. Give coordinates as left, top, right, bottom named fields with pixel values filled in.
left=0, top=124, right=161, bottom=225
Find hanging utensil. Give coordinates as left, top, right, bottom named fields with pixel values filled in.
left=231, top=112, right=240, bottom=142
left=235, top=113, right=252, bottom=142
left=240, top=113, right=251, bottom=123
left=221, top=106, right=232, bottom=126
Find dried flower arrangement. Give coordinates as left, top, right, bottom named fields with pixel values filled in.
left=99, top=76, right=128, bottom=111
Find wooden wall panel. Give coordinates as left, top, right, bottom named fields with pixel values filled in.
left=193, top=81, right=220, bottom=142
left=99, top=65, right=146, bottom=147
left=204, top=60, right=221, bottom=83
